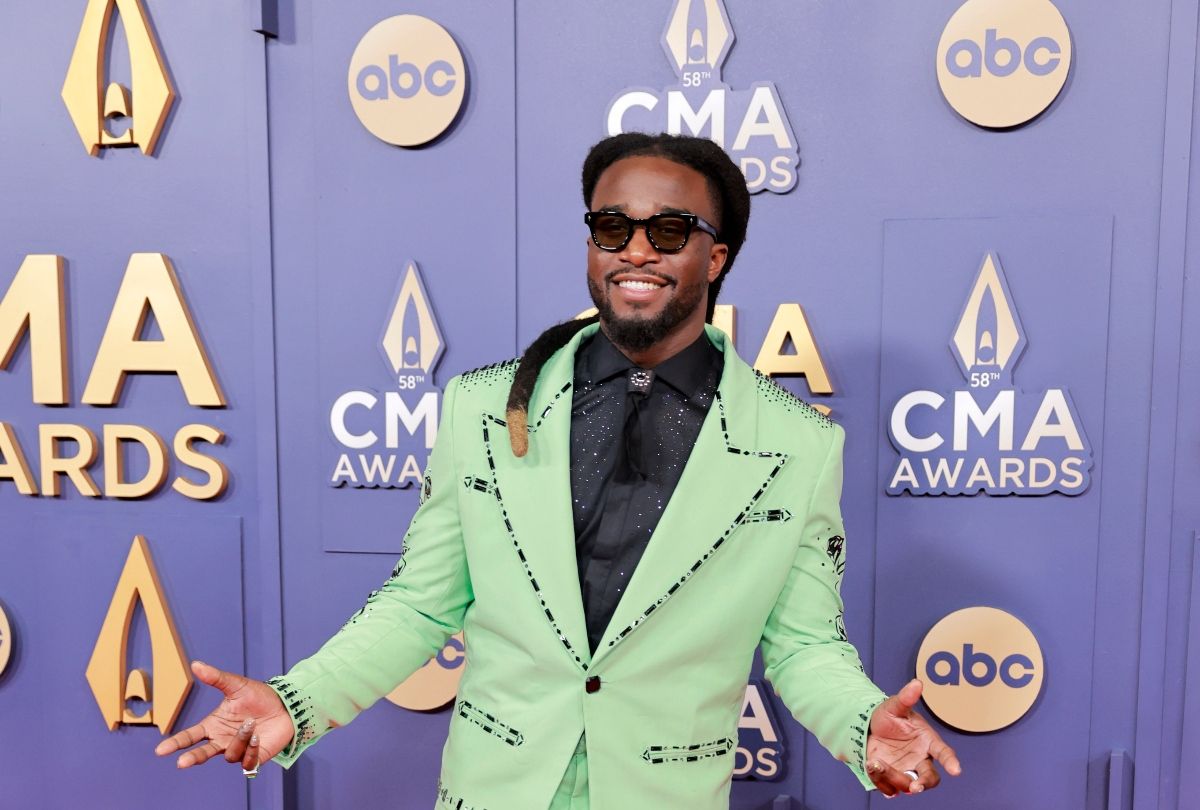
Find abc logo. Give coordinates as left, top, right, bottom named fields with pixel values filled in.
left=945, top=31, right=1062, bottom=79
left=348, top=15, right=467, bottom=147
left=936, top=0, right=1072, bottom=128
left=0, top=601, right=11, bottom=676
left=916, top=607, right=1043, bottom=732
left=385, top=632, right=465, bottom=710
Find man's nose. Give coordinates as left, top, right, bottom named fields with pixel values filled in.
left=622, top=225, right=660, bottom=266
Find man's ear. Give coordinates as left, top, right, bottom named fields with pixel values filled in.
left=708, top=244, right=729, bottom=283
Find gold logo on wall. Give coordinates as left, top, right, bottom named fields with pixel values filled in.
left=936, top=0, right=1072, bottom=129
left=950, top=253, right=1027, bottom=383
left=62, top=0, right=175, bottom=156
left=380, top=261, right=445, bottom=379
left=347, top=15, right=467, bottom=147
left=0, top=601, right=12, bottom=677
left=662, top=0, right=733, bottom=75
left=916, top=606, right=1044, bottom=732
left=86, top=535, right=192, bottom=733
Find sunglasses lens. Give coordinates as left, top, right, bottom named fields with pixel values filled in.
left=591, top=214, right=632, bottom=249
left=647, top=216, right=690, bottom=251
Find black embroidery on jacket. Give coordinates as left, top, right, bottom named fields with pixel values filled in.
left=851, top=710, right=871, bottom=772
left=482, top=382, right=589, bottom=671
left=456, top=700, right=525, bottom=747
left=462, top=475, right=495, bottom=495
left=642, top=737, right=735, bottom=764
left=266, top=676, right=320, bottom=756
left=826, top=535, right=846, bottom=578
left=743, top=508, right=793, bottom=523
left=436, top=780, right=489, bottom=810
left=458, top=359, right=519, bottom=393
left=753, top=370, right=833, bottom=427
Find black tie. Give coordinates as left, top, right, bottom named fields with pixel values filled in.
left=622, top=368, right=654, bottom=480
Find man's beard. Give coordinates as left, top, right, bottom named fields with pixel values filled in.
left=588, top=270, right=706, bottom=354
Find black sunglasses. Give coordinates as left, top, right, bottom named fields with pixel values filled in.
left=584, top=211, right=720, bottom=253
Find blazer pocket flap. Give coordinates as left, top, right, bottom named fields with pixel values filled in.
left=456, top=700, right=524, bottom=747
left=641, top=737, right=734, bottom=764
left=462, top=475, right=496, bottom=496
left=741, top=508, right=793, bottom=525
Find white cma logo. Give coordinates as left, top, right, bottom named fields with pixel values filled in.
left=606, top=0, right=800, bottom=193
left=887, top=253, right=1092, bottom=496
left=328, top=262, right=443, bottom=489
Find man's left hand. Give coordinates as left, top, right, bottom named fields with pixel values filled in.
left=865, top=679, right=962, bottom=797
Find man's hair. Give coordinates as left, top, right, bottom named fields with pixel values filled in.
left=505, top=133, right=751, bottom=456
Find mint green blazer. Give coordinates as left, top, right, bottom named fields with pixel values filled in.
left=269, top=324, right=886, bottom=809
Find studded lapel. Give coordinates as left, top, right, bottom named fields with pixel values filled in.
left=482, top=326, right=596, bottom=671
left=481, top=325, right=789, bottom=672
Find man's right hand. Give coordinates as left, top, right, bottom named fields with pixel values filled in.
left=154, top=661, right=294, bottom=771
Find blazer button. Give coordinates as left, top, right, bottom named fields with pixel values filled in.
left=585, top=676, right=601, bottom=694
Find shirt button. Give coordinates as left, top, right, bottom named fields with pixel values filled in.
left=585, top=676, right=601, bottom=694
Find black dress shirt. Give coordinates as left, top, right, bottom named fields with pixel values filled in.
left=570, top=330, right=723, bottom=653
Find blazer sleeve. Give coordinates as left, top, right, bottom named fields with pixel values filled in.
left=268, top=376, right=473, bottom=767
left=759, top=423, right=887, bottom=790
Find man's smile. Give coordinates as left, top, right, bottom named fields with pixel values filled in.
left=616, top=279, right=661, bottom=291
left=608, top=271, right=674, bottom=304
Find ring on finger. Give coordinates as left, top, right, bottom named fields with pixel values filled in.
left=903, top=769, right=919, bottom=781
left=243, top=764, right=259, bottom=779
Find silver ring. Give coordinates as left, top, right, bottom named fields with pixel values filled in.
left=903, top=769, right=919, bottom=781
left=242, top=765, right=259, bottom=779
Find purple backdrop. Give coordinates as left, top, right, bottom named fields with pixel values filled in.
left=0, top=1, right=1197, bottom=809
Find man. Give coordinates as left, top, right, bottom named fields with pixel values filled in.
left=156, top=133, right=961, bottom=808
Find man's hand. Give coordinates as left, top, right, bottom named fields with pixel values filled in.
left=865, top=679, right=962, bottom=797
left=154, top=661, right=294, bottom=772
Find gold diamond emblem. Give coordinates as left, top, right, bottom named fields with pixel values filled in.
left=61, top=0, right=175, bottom=156
left=950, top=252, right=1026, bottom=383
left=380, top=262, right=444, bottom=379
left=86, top=535, right=192, bottom=734
left=662, top=0, right=734, bottom=77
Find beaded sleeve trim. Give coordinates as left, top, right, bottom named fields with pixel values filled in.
left=851, top=708, right=873, bottom=772
left=266, top=676, right=318, bottom=757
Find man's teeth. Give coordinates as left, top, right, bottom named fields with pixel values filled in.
left=618, top=280, right=661, bottom=291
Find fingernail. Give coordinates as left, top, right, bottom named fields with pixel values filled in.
left=239, top=718, right=255, bottom=734
left=250, top=735, right=259, bottom=746
left=911, top=784, right=923, bottom=794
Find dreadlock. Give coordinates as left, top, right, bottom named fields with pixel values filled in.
left=506, top=133, right=751, bottom=456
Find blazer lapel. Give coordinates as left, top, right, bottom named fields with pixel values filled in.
left=591, top=326, right=790, bottom=667
left=482, top=325, right=596, bottom=672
